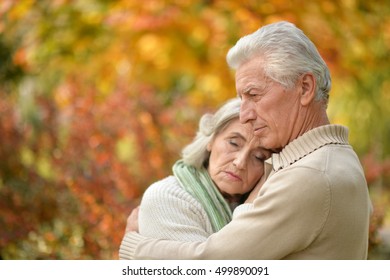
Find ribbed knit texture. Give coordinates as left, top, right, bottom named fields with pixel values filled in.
left=272, top=124, right=348, bottom=170
left=119, top=233, right=144, bottom=260
left=173, top=160, right=232, bottom=232
left=137, top=176, right=214, bottom=242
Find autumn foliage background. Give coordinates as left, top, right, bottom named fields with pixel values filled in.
left=1, top=0, right=389, bottom=259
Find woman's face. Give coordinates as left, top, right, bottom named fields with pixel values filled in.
left=207, top=118, right=271, bottom=202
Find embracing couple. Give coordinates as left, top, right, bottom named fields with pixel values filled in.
left=119, top=21, right=372, bottom=260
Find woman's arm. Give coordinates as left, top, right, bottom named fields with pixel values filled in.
left=119, top=176, right=214, bottom=259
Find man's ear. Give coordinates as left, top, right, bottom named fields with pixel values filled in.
left=300, top=73, right=316, bottom=106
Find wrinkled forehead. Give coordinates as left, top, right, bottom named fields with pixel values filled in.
left=235, top=58, right=270, bottom=93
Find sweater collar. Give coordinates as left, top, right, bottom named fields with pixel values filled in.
left=271, top=125, right=349, bottom=171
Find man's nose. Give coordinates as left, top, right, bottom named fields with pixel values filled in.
left=240, top=101, right=256, bottom=124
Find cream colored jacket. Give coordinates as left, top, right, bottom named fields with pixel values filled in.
left=119, top=125, right=372, bottom=260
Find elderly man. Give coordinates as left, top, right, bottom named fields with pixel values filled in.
left=119, top=21, right=371, bottom=259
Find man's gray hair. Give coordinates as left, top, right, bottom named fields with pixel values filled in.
left=226, top=21, right=331, bottom=103
left=182, top=98, right=241, bottom=169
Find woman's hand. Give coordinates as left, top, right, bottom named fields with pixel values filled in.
left=125, top=206, right=140, bottom=233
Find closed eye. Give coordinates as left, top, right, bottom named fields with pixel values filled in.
left=229, top=139, right=239, bottom=147
left=254, top=155, right=264, bottom=161
left=253, top=152, right=268, bottom=162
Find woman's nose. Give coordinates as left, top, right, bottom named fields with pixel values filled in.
left=233, top=152, right=246, bottom=170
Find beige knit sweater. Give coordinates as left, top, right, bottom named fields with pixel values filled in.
left=119, top=125, right=372, bottom=260
left=138, top=176, right=215, bottom=242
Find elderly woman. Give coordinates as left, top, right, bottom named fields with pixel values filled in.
left=119, top=98, right=270, bottom=259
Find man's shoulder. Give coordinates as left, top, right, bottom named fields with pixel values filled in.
left=266, top=143, right=365, bottom=195
left=298, top=143, right=362, bottom=178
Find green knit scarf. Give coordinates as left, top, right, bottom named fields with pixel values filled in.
left=172, top=160, right=232, bottom=232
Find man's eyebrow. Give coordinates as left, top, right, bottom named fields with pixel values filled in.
left=241, top=82, right=269, bottom=94
left=236, top=87, right=252, bottom=99
left=241, top=84, right=256, bottom=94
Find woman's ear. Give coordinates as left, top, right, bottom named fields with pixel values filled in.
left=300, top=73, right=316, bottom=106
left=206, top=140, right=213, bottom=152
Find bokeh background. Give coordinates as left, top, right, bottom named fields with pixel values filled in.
left=0, top=0, right=389, bottom=260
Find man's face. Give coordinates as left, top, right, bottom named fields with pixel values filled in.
left=235, top=57, right=303, bottom=151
